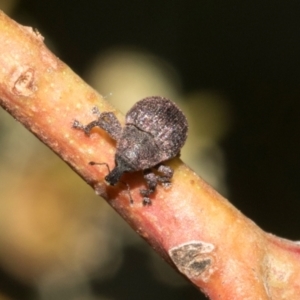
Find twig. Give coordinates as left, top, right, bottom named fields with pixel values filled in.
left=0, top=11, right=299, bottom=299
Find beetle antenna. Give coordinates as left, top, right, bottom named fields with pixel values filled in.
left=89, top=161, right=110, bottom=172
left=121, top=181, right=133, bottom=204
left=89, top=161, right=133, bottom=204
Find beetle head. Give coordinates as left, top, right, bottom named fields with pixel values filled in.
left=105, top=155, right=133, bottom=186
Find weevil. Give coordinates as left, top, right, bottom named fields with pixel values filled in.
left=73, top=96, right=188, bottom=205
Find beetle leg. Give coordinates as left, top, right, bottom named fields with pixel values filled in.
left=140, top=166, right=174, bottom=205
left=140, top=171, right=158, bottom=205
left=73, top=108, right=122, bottom=140
left=156, top=164, right=174, bottom=187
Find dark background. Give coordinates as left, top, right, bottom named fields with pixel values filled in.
left=4, top=1, right=300, bottom=299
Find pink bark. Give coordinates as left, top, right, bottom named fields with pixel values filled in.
left=0, top=11, right=299, bottom=299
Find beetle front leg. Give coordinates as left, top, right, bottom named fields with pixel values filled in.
left=73, top=107, right=122, bottom=141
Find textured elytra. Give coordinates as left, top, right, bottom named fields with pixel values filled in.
left=126, top=97, right=188, bottom=162
left=73, top=96, right=188, bottom=205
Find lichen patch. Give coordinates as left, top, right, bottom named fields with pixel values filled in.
left=169, top=241, right=216, bottom=282
left=11, top=67, right=37, bottom=96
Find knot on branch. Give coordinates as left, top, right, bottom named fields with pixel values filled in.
left=169, top=241, right=216, bottom=282
left=12, top=67, right=37, bottom=96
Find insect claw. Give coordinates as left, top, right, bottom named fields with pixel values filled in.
left=91, top=106, right=101, bottom=117
left=72, top=120, right=81, bottom=128
left=143, top=197, right=152, bottom=206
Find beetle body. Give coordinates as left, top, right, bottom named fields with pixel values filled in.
left=73, top=96, right=188, bottom=205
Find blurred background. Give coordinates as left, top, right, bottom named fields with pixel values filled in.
left=0, top=1, right=300, bottom=299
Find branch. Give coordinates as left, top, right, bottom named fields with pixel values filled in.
left=0, top=11, right=299, bottom=299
